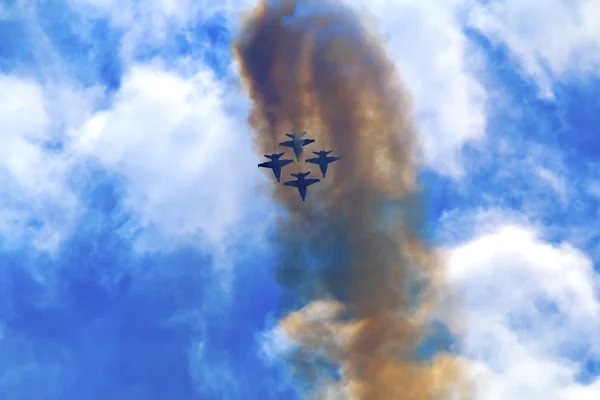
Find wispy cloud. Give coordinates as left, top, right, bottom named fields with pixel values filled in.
left=467, top=0, right=600, bottom=97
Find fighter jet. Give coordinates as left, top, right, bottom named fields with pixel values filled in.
left=279, top=132, right=315, bottom=161
left=305, top=150, right=341, bottom=178
left=258, top=153, right=294, bottom=182
left=284, top=171, right=320, bottom=202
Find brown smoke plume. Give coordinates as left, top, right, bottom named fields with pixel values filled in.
left=234, top=0, right=469, bottom=398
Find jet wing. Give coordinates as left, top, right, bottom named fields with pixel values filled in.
left=305, top=158, right=320, bottom=165
left=326, top=156, right=341, bottom=162
left=301, top=139, right=315, bottom=146
left=305, top=178, right=320, bottom=186
left=284, top=180, right=300, bottom=188
left=258, top=161, right=273, bottom=168
left=279, top=140, right=295, bottom=148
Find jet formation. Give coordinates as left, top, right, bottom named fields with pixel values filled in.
left=257, top=132, right=340, bottom=202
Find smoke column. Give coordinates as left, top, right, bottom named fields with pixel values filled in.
left=234, top=0, right=468, bottom=398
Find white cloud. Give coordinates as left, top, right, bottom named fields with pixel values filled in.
left=0, top=63, right=268, bottom=257
left=348, top=0, right=487, bottom=177
left=444, top=224, right=600, bottom=399
left=564, top=380, right=600, bottom=400
left=70, top=61, right=269, bottom=254
left=468, top=0, right=600, bottom=97
left=0, top=75, right=94, bottom=251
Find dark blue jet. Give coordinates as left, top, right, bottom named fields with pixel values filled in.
left=258, top=153, right=293, bottom=182
left=305, top=150, right=341, bottom=178
left=279, top=132, right=315, bottom=161
left=284, top=171, right=320, bottom=202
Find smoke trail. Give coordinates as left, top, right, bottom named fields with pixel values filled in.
left=234, top=0, right=468, bottom=398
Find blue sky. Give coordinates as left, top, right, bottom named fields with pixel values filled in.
left=1, top=0, right=600, bottom=398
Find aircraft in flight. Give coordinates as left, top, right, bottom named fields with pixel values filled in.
left=279, top=132, right=315, bottom=161
left=284, top=171, right=320, bottom=202
left=305, top=150, right=341, bottom=178
left=257, top=153, right=294, bottom=182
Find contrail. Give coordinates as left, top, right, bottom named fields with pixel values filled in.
left=234, top=0, right=468, bottom=398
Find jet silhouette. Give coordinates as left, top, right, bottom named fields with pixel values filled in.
left=305, top=150, right=341, bottom=178
left=279, top=132, right=315, bottom=161
left=284, top=171, right=320, bottom=202
left=258, top=152, right=294, bottom=182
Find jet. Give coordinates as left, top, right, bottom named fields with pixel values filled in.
left=305, top=150, right=341, bottom=178
left=279, top=132, right=315, bottom=161
left=258, top=153, right=294, bottom=182
left=284, top=171, right=320, bottom=202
